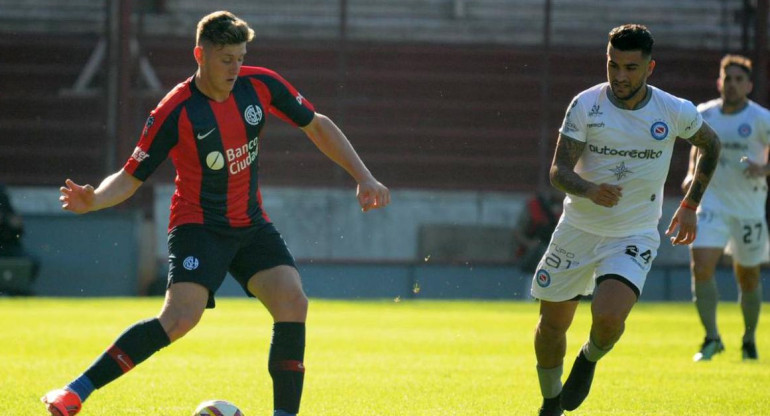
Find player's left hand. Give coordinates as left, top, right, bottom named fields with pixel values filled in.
left=741, top=157, right=767, bottom=178
left=356, top=179, right=390, bottom=212
left=665, top=205, right=697, bottom=245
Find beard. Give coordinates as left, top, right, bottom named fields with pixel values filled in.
left=721, top=91, right=745, bottom=107
left=610, top=81, right=645, bottom=101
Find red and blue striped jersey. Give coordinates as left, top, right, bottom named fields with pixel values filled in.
left=123, top=66, right=315, bottom=230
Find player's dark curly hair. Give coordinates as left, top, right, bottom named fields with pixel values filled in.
left=196, top=11, right=255, bottom=47
left=608, top=24, right=654, bottom=58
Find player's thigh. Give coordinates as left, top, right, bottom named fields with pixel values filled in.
left=167, top=224, right=238, bottom=309
left=734, top=263, right=762, bottom=291
left=247, top=265, right=307, bottom=322
left=594, top=229, right=660, bottom=298
left=228, top=223, right=306, bottom=320
left=689, top=247, right=723, bottom=281
left=538, top=299, right=580, bottom=333
left=727, top=216, right=769, bottom=267
left=229, top=223, right=299, bottom=292
left=591, top=278, right=637, bottom=324
left=531, top=222, right=602, bottom=302
left=157, top=281, right=210, bottom=340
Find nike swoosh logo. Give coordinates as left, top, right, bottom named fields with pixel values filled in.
left=117, top=354, right=132, bottom=368
left=197, top=128, right=216, bottom=140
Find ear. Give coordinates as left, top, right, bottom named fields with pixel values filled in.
left=647, top=59, right=656, bottom=77
left=193, top=46, right=204, bottom=65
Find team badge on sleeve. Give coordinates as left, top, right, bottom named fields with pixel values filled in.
left=142, top=115, right=155, bottom=136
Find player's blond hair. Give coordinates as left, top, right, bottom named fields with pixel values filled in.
left=196, top=11, right=254, bottom=47
left=720, top=54, right=752, bottom=77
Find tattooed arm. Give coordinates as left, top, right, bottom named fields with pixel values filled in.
left=683, top=122, right=721, bottom=205
left=550, top=133, right=623, bottom=207
left=681, top=145, right=697, bottom=194
left=666, top=122, right=721, bottom=245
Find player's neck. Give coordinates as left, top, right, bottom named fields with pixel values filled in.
left=193, top=71, right=230, bottom=102
left=720, top=98, right=749, bottom=115
left=608, top=84, right=650, bottom=110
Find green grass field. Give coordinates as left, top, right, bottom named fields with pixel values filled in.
left=1, top=298, right=768, bottom=415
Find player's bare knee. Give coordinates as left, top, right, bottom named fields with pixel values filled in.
left=159, top=309, right=203, bottom=341
left=287, top=290, right=309, bottom=315
left=691, top=264, right=715, bottom=282
left=537, top=318, right=570, bottom=340
left=591, top=310, right=625, bottom=339
left=735, top=265, right=761, bottom=291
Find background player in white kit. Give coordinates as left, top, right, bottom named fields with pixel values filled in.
left=533, top=24, right=721, bottom=416
left=684, top=54, right=770, bottom=362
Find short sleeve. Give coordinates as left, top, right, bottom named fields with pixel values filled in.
left=243, top=67, right=316, bottom=127
left=758, top=107, right=770, bottom=146
left=559, top=96, right=588, bottom=142
left=676, top=100, right=702, bottom=140
left=123, top=106, right=180, bottom=181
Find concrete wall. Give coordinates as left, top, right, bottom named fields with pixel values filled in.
left=153, top=185, right=528, bottom=262
left=22, top=212, right=142, bottom=296
left=8, top=186, right=770, bottom=301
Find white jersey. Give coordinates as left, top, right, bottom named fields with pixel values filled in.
left=558, top=83, right=702, bottom=237
left=697, top=99, right=770, bottom=218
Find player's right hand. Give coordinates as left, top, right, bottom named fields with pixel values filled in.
left=59, top=178, right=95, bottom=214
left=356, top=178, right=390, bottom=212
left=586, top=183, right=623, bottom=207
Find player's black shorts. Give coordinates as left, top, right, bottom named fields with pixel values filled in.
left=167, top=222, right=297, bottom=308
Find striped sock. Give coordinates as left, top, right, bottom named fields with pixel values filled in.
left=269, top=322, right=306, bottom=415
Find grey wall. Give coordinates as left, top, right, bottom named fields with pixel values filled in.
left=8, top=186, right=769, bottom=301
left=22, top=212, right=142, bottom=296
left=153, top=185, right=529, bottom=262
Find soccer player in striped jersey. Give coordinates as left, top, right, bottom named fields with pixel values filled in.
left=532, top=24, right=721, bottom=415
left=42, top=10, right=390, bottom=416
left=684, top=54, right=770, bottom=362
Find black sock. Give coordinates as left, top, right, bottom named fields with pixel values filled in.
left=83, top=318, right=171, bottom=389
left=268, top=322, right=306, bottom=414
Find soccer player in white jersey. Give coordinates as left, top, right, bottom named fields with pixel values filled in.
left=683, top=54, right=770, bottom=362
left=533, top=24, right=721, bottom=416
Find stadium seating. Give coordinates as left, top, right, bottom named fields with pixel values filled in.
left=0, top=0, right=737, bottom=192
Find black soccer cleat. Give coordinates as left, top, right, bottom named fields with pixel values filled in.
left=560, top=353, right=596, bottom=411
left=742, top=341, right=758, bottom=360
left=693, top=337, right=724, bottom=362
left=538, top=394, right=564, bottom=416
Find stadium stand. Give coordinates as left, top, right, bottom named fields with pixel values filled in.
left=0, top=0, right=746, bottom=192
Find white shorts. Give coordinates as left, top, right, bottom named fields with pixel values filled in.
left=691, top=208, right=769, bottom=266
left=530, top=222, right=660, bottom=302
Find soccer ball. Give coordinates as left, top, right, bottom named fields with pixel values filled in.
left=192, top=399, right=244, bottom=416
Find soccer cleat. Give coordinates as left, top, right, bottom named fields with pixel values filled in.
left=693, top=337, right=724, bottom=362
left=41, top=388, right=82, bottom=416
left=742, top=341, right=758, bottom=360
left=560, top=353, right=596, bottom=411
left=538, top=394, right=564, bottom=416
